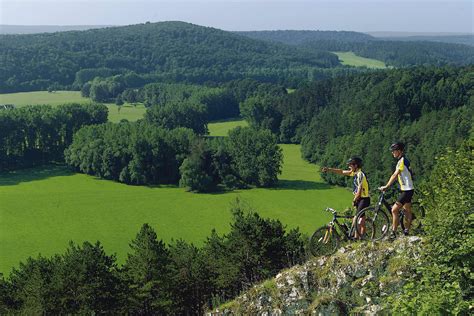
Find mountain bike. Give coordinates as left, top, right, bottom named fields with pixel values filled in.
left=308, top=207, right=361, bottom=257
left=354, top=190, right=424, bottom=241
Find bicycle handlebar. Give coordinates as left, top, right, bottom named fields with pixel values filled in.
left=325, top=207, right=337, bottom=214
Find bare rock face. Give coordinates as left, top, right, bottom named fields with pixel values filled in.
left=211, top=236, right=423, bottom=315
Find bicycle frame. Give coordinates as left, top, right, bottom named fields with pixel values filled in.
left=376, top=191, right=392, bottom=211
left=326, top=208, right=357, bottom=240
left=376, top=191, right=411, bottom=220
left=374, top=191, right=419, bottom=233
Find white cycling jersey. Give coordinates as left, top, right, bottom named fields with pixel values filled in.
left=396, top=156, right=414, bottom=191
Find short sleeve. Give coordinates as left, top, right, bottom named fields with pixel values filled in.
left=397, top=158, right=405, bottom=171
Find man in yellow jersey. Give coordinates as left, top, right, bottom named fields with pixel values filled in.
left=379, top=142, right=414, bottom=239
left=322, top=157, right=370, bottom=238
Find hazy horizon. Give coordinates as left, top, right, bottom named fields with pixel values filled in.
left=1, top=0, right=472, bottom=33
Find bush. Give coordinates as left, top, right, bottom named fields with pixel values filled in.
left=387, top=139, right=473, bottom=314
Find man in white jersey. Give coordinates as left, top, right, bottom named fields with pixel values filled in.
left=379, top=142, right=414, bottom=239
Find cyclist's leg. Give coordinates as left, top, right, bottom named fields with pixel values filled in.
left=354, top=197, right=370, bottom=239
left=402, top=202, right=412, bottom=230
left=400, top=190, right=414, bottom=233
left=391, top=202, right=402, bottom=233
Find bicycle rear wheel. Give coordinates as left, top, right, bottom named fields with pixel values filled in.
left=308, top=225, right=339, bottom=257
left=355, top=206, right=390, bottom=241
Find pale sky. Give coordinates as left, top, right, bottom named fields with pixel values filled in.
left=0, top=0, right=472, bottom=32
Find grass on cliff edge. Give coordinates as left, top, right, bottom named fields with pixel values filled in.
left=0, top=120, right=352, bottom=275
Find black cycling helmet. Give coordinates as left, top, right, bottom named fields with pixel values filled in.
left=346, top=156, right=363, bottom=168
left=390, top=142, right=405, bottom=152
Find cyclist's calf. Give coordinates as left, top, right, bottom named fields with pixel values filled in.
left=391, top=203, right=402, bottom=231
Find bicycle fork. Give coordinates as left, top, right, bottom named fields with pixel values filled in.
left=322, top=225, right=333, bottom=244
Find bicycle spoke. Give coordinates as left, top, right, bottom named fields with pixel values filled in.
left=356, top=206, right=390, bottom=241
left=309, top=226, right=339, bottom=257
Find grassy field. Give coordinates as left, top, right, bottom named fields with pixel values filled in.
left=0, top=91, right=147, bottom=123
left=207, top=118, right=248, bottom=136
left=0, top=144, right=351, bottom=275
left=0, top=118, right=352, bottom=276
left=0, top=91, right=89, bottom=106
left=333, top=51, right=387, bottom=69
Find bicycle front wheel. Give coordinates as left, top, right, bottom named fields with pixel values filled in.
left=308, top=225, right=339, bottom=257
left=356, top=206, right=390, bottom=241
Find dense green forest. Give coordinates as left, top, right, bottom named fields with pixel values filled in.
left=0, top=21, right=341, bottom=93
left=236, top=30, right=375, bottom=45
left=378, top=34, right=474, bottom=47
left=303, top=40, right=474, bottom=67
left=240, top=66, right=473, bottom=188
left=239, top=30, right=474, bottom=67
left=84, top=78, right=288, bottom=121
left=65, top=122, right=282, bottom=191
left=3, top=22, right=473, bottom=94
left=0, top=103, right=107, bottom=171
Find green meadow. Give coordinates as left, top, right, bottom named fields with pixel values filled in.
left=333, top=51, right=387, bottom=69
left=0, top=143, right=351, bottom=275
left=207, top=118, right=249, bottom=136
left=0, top=91, right=147, bottom=123
left=0, top=114, right=352, bottom=276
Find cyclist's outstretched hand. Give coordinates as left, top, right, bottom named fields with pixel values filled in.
left=321, top=167, right=328, bottom=173
left=379, top=185, right=388, bottom=191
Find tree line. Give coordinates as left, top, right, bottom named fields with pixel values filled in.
left=238, top=30, right=474, bottom=67
left=241, top=65, right=473, bottom=188
left=302, top=40, right=474, bottom=67
left=65, top=122, right=282, bottom=191
left=0, top=201, right=306, bottom=314
left=82, top=78, right=291, bottom=122
left=0, top=103, right=108, bottom=171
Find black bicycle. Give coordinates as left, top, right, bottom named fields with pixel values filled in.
left=354, top=190, right=424, bottom=241
left=308, top=207, right=361, bottom=257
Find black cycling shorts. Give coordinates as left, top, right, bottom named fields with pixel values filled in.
left=397, top=190, right=414, bottom=205
left=355, top=197, right=370, bottom=214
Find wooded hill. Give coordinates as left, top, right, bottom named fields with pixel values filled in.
left=238, top=30, right=474, bottom=67
left=3, top=21, right=473, bottom=94
left=0, top=21, right=339, bottom=93
left=241, top=65, right=473, bottom=188
left=236, top=30, right=375, bottom=45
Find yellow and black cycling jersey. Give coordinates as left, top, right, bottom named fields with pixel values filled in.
left=396, top=156, right=414, bottom=191
left=348, top=169, right=369, bottom=198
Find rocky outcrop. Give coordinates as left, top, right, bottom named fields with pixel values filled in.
left=212, top=236, right=423, bottom=315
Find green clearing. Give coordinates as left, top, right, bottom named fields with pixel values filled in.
left=0, top=91, right=147, bottom=123
left=0, top=91, right=89, bottom=106
left=333, top=51, right=387, bottom=69
left=0, top=119, right=352, bottom=275
left=207, top=118, right=248, bottom=136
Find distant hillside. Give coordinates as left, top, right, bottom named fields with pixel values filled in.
left=0, top=25, right=114, bottom=34
left=238, top=30, right=474, bottom=67
left=0, top=21, right=340, bottom=93
left=379, top=35, right=474, bottom=47
left=235, top=30, right=374, bottom=45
